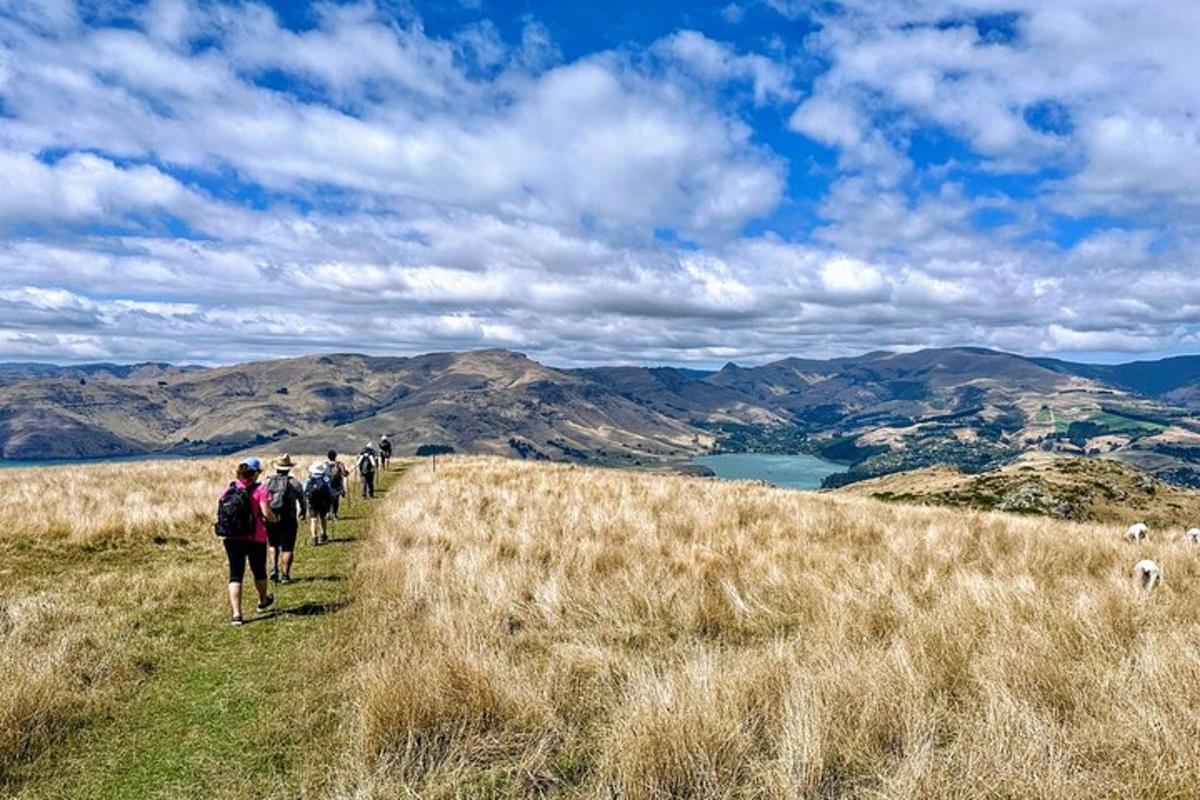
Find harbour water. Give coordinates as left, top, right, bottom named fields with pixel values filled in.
left=689, top=453, right=845, bottom=490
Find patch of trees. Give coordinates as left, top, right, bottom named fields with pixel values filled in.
left=1066, top=420, right=1107, bottom=446
left=545, top=439, right=589, bottom=460
left=822, top=436, right=1019, bottom=489
left=817, top=435, right=889, bottom=465
left=416, top=444, right=455, bottom=457
left=507, top=438, right=549, bottom=460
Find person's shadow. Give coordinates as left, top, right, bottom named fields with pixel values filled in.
left=276, top=599, right=349, bottom=618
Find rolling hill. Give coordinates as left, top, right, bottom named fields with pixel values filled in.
left=839, top=452, right=1200, bottom=526
left=2, top=346, right=1200, bottom=487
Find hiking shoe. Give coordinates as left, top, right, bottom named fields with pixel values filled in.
left=281, top=574, right=293, bottom=585
left=231, top=614, right=244, bottom=626
left=270, top=570, right=279, bottom=583
left=320, top=534, right=329, bottom=544
left=256, top=594, right=275, bottom=613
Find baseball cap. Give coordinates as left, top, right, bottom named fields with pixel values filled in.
left=240, top=456, right=263, bottom=472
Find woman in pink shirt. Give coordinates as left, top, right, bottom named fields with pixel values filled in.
left=223, top=457, right=276, bottom=626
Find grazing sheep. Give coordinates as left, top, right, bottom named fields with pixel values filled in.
left=1133, top=559, right=1162, bottom=590
left=1126, top=522, right=1149, bottom=541
left=1186, top=528, right=1200, bottom=544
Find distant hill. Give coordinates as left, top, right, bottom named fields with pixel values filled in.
left=2, top=346, right=1199, bottom=487
left=0, top=350, right=703, bottom=463
left=1033, top=355, right=1200, bottom=407
left=0, top=361, right=204, bottom=385
left=838, top=453, right=1200, bottom=527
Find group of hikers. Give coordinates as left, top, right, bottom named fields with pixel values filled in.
left=215, top=434, right=394, bottom=625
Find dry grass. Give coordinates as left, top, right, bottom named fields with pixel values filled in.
left=0, top=455, right=318, bottom=787
left=0, top=458, right=230, bottom=544
left=346, top=457, right=1200, bottom=799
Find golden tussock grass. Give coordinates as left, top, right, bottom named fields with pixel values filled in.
left=0, top=458, right=230, bottom=545
left=347, top=457, right=1200, bottom=799
left=0, top=455, right=315, bottom=785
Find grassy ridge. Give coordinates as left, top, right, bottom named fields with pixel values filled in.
left=3, top=458, right=403, bottom=799
left=10, top=455, right=1200, bottom=798
left=345, top=457, right=1200, bottom=798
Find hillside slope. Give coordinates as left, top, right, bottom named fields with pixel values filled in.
left=346, top=456, right=1200, bottom=798
left=838, top=453, right=1200, bottom=526
left=0, top=350, right=706, bottom=461
left=2, top=347, right=1199, bottom=485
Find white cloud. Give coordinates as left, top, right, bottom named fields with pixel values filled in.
left=0, top=6, right=785, bottom=239
left=655, top=30, right=796, bottom=105
left=791, top=96, right=869, bottom=155
left=787, top=0, right=1200, bottom=216
left=0, top=151, right=189, bottom=223
left=819, top=257, right=890, bottom=301
left=0, top=1, right=1195, bottom=366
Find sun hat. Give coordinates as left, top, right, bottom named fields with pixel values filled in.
left=309, top=461, right=327, bottom=476
left=275, top=454, right=296, bottom=470
left=240, top=456, right=263, bottom=472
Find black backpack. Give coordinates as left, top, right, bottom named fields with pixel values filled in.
left=357, top=452, right=375, bottom=474
left=215, top=482, right=256, bottom=539
left=305, top=474, right=332, bottom=506
left=380, top=439, right=392, bottom=455
left=326, top=462, right=344, bottom=491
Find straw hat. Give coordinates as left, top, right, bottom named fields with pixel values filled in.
left=274, top=454, right=296, bottom=470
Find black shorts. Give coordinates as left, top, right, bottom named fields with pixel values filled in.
left=266, top=520, right=298, bottom=552
left=223, top=538, right=268, bottom=583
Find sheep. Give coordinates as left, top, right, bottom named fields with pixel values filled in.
left=1133, top=559, right=1162, bottom=590
left=1125, top=522, right=1149, bottom=541
left=1186, top=528, right=1200, bottom=544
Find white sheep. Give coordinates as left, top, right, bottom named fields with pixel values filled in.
left=1125, top=522, right=1149, bottom=541
left=1133, top=559, right=1162, bottom=590
left=1186, top=528, right=1200, bottom=544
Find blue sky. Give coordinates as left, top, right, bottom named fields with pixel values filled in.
left=0, top=0, right=1198, bottom=366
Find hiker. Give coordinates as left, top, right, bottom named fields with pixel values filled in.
left=356, top=442, right=378, bottom=498
left=325, top=449, right=348, bottom=520
left=304, top=461, right=334, bottom=545
left=215, top=457, right=275, bottom=626
left=265, top=454, right=307, bottom=584
left=378, top=434, right=392, bottom=470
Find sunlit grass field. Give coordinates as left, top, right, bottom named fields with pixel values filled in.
left=347, top=457, right=1200, bottom=798
left=0, top=457, right=228, bottom=784
left=5, top=455, right=1200, bottom=798
left=0, top=455, right=371, bottom=798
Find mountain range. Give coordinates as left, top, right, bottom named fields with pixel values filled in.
left=3, top=346, right=1200, bottom=487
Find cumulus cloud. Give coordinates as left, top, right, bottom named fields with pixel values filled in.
left=0, top=0, right=1196, bottom=366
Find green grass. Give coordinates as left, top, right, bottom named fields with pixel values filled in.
left=9, top=466, right=405, bottom=800
left=1088, top=412, right=1167, bottom=433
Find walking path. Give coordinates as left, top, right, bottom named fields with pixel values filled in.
left=12, top=465, right=404, bottom=800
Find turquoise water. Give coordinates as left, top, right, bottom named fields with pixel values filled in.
left=690, top=453, right=845, bottom=490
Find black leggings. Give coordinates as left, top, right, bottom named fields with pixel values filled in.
left=224, top=539, right=268, bottom=583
